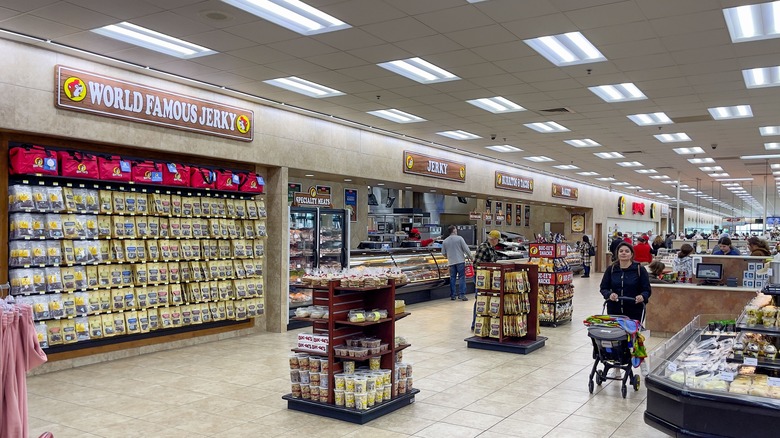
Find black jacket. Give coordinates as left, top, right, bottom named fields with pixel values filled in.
left=599, top=262, right=651, bottom=321
left=608, top=237, right=623, bottom=261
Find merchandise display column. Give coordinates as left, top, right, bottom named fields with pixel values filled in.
left=529, top=243, right=574, bottom=327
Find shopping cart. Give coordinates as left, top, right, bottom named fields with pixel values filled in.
left=585, top=296, right=645, bottom=398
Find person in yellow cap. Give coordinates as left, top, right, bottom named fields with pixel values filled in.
left=471, top=230, right=500, bottom=330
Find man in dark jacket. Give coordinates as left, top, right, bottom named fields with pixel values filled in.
left=609, top=232, right=624, bottom=262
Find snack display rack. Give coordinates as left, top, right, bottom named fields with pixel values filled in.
left=4, top=142, right=265, bottom=358
left=282, top=279, right=419, bottom=424
left=465, top=262, right=546, bottom=354
left=529, top=243, right=574, bottom=327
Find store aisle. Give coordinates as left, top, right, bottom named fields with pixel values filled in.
left=26, top=276, right=667, bottom=438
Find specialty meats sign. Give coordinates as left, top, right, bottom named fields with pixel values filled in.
left=55, top=65, right=253, bottom=141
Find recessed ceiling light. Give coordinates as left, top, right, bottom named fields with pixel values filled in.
left=708, top=173, right=730, bottom=177
left=596, top=177, right=616, bottom=182
left=766, top=142, right=780, bottom=150
left=617, top=161, right=643, bottom=167
left=304, top=174, right=314, bottom=177
left=635, top=169, right=657, bottom=174
left=760, top=126, right=780, bottom=136
left=655, top=133, right=691, bottom=143
left=92, top=22, right=216, bottom=59
left=723, top=2, right=780, bottom=43
left=552, top=164, right=579, bottom=170
left=524, top=31, right=606, bottom=66
left=343, top=179, right=352, bottom=182
left=524, top=156, right=555, bottom=162
left=437, top=130, right=481, bottom=140
left=663, top=180, right=677, bottom=184
left=743, top=66, right=780, bottom=88
left=627, top=186, right=643, bottom=189
left=588, top=83, right=647, bottom=102
left=626, top=112, right=673, bottom=126
left=378, top=57, right=459, bottom=84
left=564, top=139, right=601, bottom=147
left=367, top=109, right=426, bottom=123
left=593, top=152, right=624, bottom=159
left=708, top=104, right=753, bottom=120
left=741, top=153, right=780, bottom=159
left=687, top=157, right=715, bottom=164
left=577, top=171, right=599, bottom=176
left=377, top=183, right=385, bottom=186
left=264, top=76, right=344, bottom=97
left=639, top=189, right=653, bottom=193
left=405, top=186, right=412, bottom=189
left=486, top=145, right=523, bottom=152
left=672, top=146, right=704, bottom=154
left=612, top=182, right=630, bottom=186
left=524, top=121, right=570, bottom=133
left=467, top=96, right=526, bottom=113
left=699, top=166, right=723, bottom=172
left=430, top=189, right=436, bottom=192
left=717, top=177, right=754, bottom=181
left=222, top=0, right=350, bottom=35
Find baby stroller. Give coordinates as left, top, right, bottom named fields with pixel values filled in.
left=585, top=296, right=645, bottom=398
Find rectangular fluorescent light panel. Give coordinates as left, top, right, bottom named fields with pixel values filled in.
left=264, top=76, right=344, bottom=97
left=708, top=104, right=753, bottom=120
left=596, top=177, right=616, bottom=181
left=524, top=121, right=569, bottom=133
left=486, top=145, right=523, bottom=152
left=741, top=154, right=780, bottom=159
left=437, top=130, right=481, bottom=140
left=552, top=164, right=579, bottom=170
left=655, top=133, right=691, bottom=143
left=467, top=96, right=525, bottom=113
left=717, top=177, right=754, bottom=181
left=761, top=126, right=780, bottom=136
left=524, top=31, right=606, bottom=66
left=699, top=166, right=723, bottom=172
left=589, top=83, right=647, bottom=102
left=672, top=146, right=704, bottom=154
left=378, top=57, right=459, bottom=84
left=91, top=22, right=216, bottom=59
left=639, top=189, right=653, bottom=193
left=367, top=109, right=425, bottom=123
left=772, top=164, right=780, bottom=169
left=617, top=161, right=643, bottom=167
left=743, top=66, right=780, bottom=88
left=577, top=171, right=599, bottom=176
left=627, top=112, right=673, bottom=126
left=663, top=180, right=677, bottom=184
left=723, top=2, right=780, bottom=43
left=687, top=157, right=715, bottom=164
left=524, top=156, right=555, bottom=162
left=635, top=169, right=657, bottom=174
left=612, top=182, right=630, bottom=186
left=708, top=173, right=730, bottom=177
left=593, top=151, right=624, bottom=159
left=766, top=142, right=780, bottom=150
left=221, top=0, right=350, bottom=35
left=564, top=139, right=600, bottom=147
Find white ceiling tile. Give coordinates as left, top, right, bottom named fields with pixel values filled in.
left=155, top=59, right=219, bottom=77
left=107, top=47, right=181, bottom=66
left=612, top=53, right=677, bottom=72
left=230, top=65, right=284, bottom=81
left=564, top=1, right=645, bottom=30
left=347, top=44, right=412, bottom=64
left=477, top=0, right=559, bottom=23
left=268, top=38, right=339, bottom=58
left=445, top=24, right=519, bottom=49
left=648, top=9, right=726, bottom=37
left=67, top=0, right=163, bottom=19
left=389, top=0, right=464, bottom=15
left=394, top=34, right=463, bottom=56
left=502, top=13, right=575, bottom=40
left=264, top=59, right=329, bottom=76
left=307, top=52, right=367, bottom=70
left=0, top=0, right=57, bottom=12
left=171, top=0, right=264, bottom=29
left=471, top=41, right=529, bottom=62
left=185, top=30, right=257, bottom=52
left=193, top=71, right=253, bottom=86
left=223, top=20, right=300, bottom=45
left=415, top=5, right=494, bottom=33
left=192, top=53, right=256, bottom=70
left=313, top=29, right=386, bottom=51
left=56, top=31, right=133, bottom=53
left=31, top=2, right=116, bottom=30
left=0, top=14, right=80, bottom=39
left=319, top=0, right=406, bottom=26
left=227, top=45, right=295, bottom=64
left=361, top=17, right=437, bottom=43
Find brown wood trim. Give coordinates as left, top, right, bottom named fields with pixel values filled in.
left=0, top=133, right=8, bottom=295
left=46, top=319, right=254, bottom=362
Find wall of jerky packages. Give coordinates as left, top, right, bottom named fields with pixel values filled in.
left=2, top=135, right=270, bottom=360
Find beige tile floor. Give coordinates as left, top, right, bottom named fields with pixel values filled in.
left=26, top=276, right=669, bottom=437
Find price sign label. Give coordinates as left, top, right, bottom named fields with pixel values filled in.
left=666, top=362, right=678, bottom=373
left=720, top=372, right=735, bottom=382
left=743, top=357, right=758, bottom=366
left=768, top=377, right=780, bottom=387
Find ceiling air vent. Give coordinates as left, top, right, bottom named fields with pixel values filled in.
left=540, top=107, right=573, bottom=113
left=670, top=114, right=713, bottom=123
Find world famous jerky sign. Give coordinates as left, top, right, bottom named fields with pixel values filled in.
left=403, top=151, right=466, bottom=182
left=55, top=65, right=253, bottom=141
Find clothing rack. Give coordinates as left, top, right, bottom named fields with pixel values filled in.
left=1, top=285, right=49, bottom=438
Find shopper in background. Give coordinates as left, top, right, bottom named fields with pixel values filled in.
left=599, top=242, right=651, bottom=322
left=747, top=236, right=772, bottom=257
left=623, top=233, right=633, bottom=244
left=441, top=225, right=473, bottom=301
left=664, top=233, right=675, bottom=249
left=712, top=237, right=740, bottom=255
left=407, top=228, right=434, bottom=247
left=633, top=234, right=653, bottom=264
left=580, top=235, right=593, bottom=278
left=471, top=230, right=500, bottom=329
left=673, top=243, right=695, bottom=281
left=609, top=232, right=624, bottom=262
left=647, top=261, right=671, bottom=284
left=651, top=235, right=665, bottom=256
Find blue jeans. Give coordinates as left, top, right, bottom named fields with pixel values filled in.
left=449, top=263, right=466, bottom=298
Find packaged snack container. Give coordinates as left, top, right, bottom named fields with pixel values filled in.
left=309, top=357, right=320, bottom=372
left=355, top=393, right=368, bottom=410
left=366, top=375, right=377, bottom=392
left=311, top=385, right=320, bottom=399
left=310, top=372, right=321, bottom=386
left=290, top=370, right=300, bottom=383
left=369, top=357, right=381, bottom=370
left=367, top=390, right=376, bottom=407
left=301, top=384, right=311, bottom=400
left=407, top=377, right=414, bottom=389
left=300, top=370, right=310, bottom=384
left=354, top=376, right=367, bottom=394
left=343, top=360, right=356, bottom=374
left=319, top=392, right=329, bottom=403
left=334, top=374, right=346, bottom=390
left=383, top=384, right=392, bottom=400
left=375, top=386, right=384, bottom=404
left=299, top=355, right=310, bottom=369
left=334, top=345, right=349, bottom=356
left=320, top=358, right=329, bottom=373
left=398, top=363, right=408, bottom=379
left=381, top=370, right=392, bottom=386
left=334, top=389, right=345, bottom=407
left=345, top=375, right=355, bottom=392
left=398, top=378, right=407, bottom=394
left=354, top=347, right=369, bottom=358
left=289, top=354, right=300, bottom=369
left=320, top=373, right=329, bottom=389
left=362, top=337, right=381, bottom=348
left=406, top=363, right=413, bottom=377
left=291, top=383, right=302, bottom=398
left=345, top=391, right=355, bottom=408
left=379, top=343, right=389, bottom=352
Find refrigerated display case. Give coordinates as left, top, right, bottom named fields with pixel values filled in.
left=289, top=207, right=349, bottom=323
left=349, top=248, right=452, bottom=297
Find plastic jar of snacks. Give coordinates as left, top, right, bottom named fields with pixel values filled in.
left=355, top=393, right=368, bottom=410
left=300, top=370, right=310, bottom=384
left=369, top=357, right=381, bottom=370
left=301, top=384, right=311, bottom=400
left=334, top=389, right=345, bottom=407
left=289, top=354, right=301, bottom=369
left=319, top=391, right=328, bottom=403
left=366, top=375, right=377, bottom=392
left=343, top=360, right=356, bottom=374
left=407, top=376, right=414, bottom=390
left=334, top=374, right=346, bottom=390
left=354, top=376, right=367, bottom=394
left=345, top=391, right=355, bottom=408
left=310, top=372, right=321, bottom=386
left=290, top=369, right=300, bottom=383
left=345, top=375, right=355, bottom=392
left=309, top=357, right=320, bottom=372
left=375, top=386, right=384, bottom=404
left=383, top=384, right=392, bottom=400
left=319, top=373, right=329, bottom=389
left=381, top=370, right=391, bottom=386
left=291, top=383, right=302, bottom=398
left=320, top=358, right=329, bottom=373
left=299, top=355, right=310, bottom=369
left=311, top=385, right=320, bottom=399
left=367, top=390, right=376, bottom=407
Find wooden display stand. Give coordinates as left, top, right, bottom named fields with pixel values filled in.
left=464, top=262, right=546, bottom=354
left=282, top=279, right=419, bottom=424
left=530, top=243, right=574, bottom=327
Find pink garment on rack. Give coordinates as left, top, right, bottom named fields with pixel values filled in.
left=1, top=304, right=47, bottom=438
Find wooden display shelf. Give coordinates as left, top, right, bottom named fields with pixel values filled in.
left=283, top=389, right=419, bottom=425
left=395, top=343, right=411, bottom=352
left=335, top=317, right=392, bottom=326
left=333, top=350, right=392, bottom=361
left=290, top=348, right=328, bottom=356
left=394, top=312, right=411, bottom=321
left=290, top=316, right=329, bottom=324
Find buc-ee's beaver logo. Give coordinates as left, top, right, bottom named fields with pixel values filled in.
left=459, top=166, right=466, bottom=179
left=76, top=163, right=88, bottom=174
left=236, top=115, right=251, bottom=134
left=529, top=246, right=539, bottom=256
left=63, top=76, right=87, bottom=102
left=405, top=155, right=414, bottom=169
left=112, top=166, right=122, bottom=177
left=309, top=187, right=317, bottom=197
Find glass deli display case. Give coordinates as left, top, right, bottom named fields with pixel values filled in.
left=350, top=248, right=451, bottom=293
left=645, top=314, right=780, bottom=438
